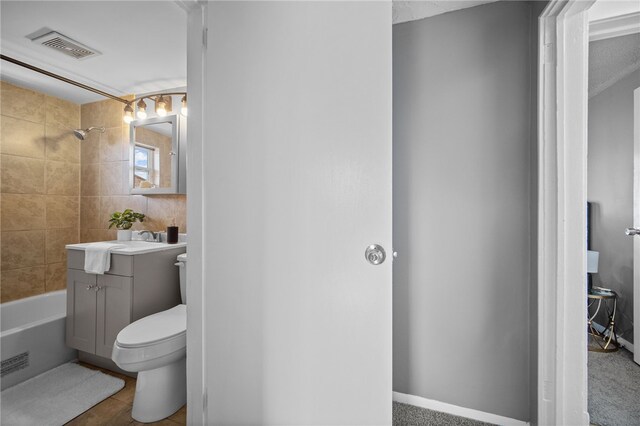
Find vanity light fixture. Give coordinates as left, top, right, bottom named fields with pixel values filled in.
left=155, top=95, right=168, bottom=117
left=180, top=95, right=188, bottom=117
left=136, top=99, right=148, bottom=119
left=124, top=92, right=186, bottom=123
left=123, top=104, right=134, bottom=124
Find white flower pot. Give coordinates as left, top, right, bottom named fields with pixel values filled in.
left=117, top=229, right=132, bottom=241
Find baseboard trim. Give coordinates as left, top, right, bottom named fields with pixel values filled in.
left=393, top=391, right=529, bottom=426
left=591, top=322, right=634, bottom=353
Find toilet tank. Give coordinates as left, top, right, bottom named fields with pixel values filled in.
left=176, top=253, right=187, bottom=304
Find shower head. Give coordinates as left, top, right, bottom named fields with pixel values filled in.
left=72, top=129, right=86, bottom=140
left=72, top=126, right=105, bottom=141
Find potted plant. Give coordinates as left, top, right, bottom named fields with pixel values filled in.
left=108, top=209, right=146, bottom=241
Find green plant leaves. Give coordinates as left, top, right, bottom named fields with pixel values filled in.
left=108, top=209, right=146, bottom=230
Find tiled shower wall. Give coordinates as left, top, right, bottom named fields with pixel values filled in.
left=79, top=98, right=187, bottom=242
left=0, top=81, right=80, bottom=302
left=0, top=82, right=187, bottom=303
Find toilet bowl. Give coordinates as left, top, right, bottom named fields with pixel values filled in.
left=112, top=253, right=187, bottom=423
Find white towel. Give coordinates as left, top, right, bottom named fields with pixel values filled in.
left=84, top=242, right=126, bottom=274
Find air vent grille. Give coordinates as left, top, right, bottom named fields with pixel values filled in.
left=1, top=351, right=30, bottom=377
left=31, top=31, right=100, bottom=60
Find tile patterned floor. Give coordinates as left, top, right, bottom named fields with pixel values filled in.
left=65, top=363, right=185, bottom=426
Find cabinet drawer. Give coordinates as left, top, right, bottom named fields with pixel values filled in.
left=67, top=250, right=133, bottom=277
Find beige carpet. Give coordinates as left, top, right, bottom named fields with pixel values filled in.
left=589, top=347, right=640, bottom=426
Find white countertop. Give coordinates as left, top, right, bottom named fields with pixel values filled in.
left=66, top=240, right=187, bottom=255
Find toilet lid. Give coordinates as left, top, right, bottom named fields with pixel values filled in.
left=117, top=304, right=186, bottom=348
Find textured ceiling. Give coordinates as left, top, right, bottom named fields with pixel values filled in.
left=392, top=1, right=499, bottom=24
left=589, top=33, right=640, bottom=98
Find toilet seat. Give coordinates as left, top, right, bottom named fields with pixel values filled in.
left=117, top=304, right=186, bottom=348
left=112, top=305, right=186, bottom=372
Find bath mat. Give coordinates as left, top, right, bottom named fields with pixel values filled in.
left=0, top=362, right=124, bottom=426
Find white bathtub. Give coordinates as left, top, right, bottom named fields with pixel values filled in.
left=1, top=290, right=77, bottom=390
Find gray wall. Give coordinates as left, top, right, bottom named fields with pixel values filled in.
left=393, top=2, right=538, bottom=421
left=588, top=63, right=640, bottom=343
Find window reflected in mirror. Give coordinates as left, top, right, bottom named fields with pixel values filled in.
left=132, top=121, right=173, bottom=190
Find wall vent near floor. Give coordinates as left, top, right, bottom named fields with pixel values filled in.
left=1, top=352, right=30, bottom=377
left=30, top=31, right=101, bottom=60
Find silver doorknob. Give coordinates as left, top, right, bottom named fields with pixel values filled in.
left=625, top=227, right=640, bottom=236
left=365, top=245, right=386, bottom=265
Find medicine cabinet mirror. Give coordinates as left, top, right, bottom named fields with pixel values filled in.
left=129, top=115, right=186, bottom=195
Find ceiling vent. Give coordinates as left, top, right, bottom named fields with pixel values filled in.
left=30, top=31, right=100, bottom=60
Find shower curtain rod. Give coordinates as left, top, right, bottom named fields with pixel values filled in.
left=0, top=55, right=129, bottom=104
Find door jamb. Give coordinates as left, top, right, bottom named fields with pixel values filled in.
left=184, top=0, right=206, bottom=424
left=537, top=1, right=594, bottom=425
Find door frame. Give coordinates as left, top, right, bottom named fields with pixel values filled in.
left=538, top=2, right=640, bottom=424
left=537, top=1, right=594, bottom=425
left=181, top=0, right=206, bottom=424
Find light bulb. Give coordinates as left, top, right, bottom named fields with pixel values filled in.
left=136, top=99, right=147, bottom=119
left=156, top=96, right=167, bottom=117
left=180, top=95, right=188, bottom=117
left=123, top=104, right=134, bottom=124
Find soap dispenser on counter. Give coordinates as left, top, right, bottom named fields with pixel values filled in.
left=167, top=218, right=179, bottom=244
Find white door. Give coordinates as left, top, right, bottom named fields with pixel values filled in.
left=633, top=88, right=640, bottom=365
left=199, top=2, right=392, bottom=424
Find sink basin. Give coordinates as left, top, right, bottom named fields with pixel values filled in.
left=66, top=240, right=187, bottom=255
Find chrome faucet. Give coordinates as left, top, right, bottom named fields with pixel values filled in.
left=139, top=230, right=159, bottom=242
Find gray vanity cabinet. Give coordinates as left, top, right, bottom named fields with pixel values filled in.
left=67, top=270, right=98, bottom=353
left=95, top=274, right=133, bottom=358
left=66, top=247, right=184, bottom=361
left=67, top=272, right=132, bottom=358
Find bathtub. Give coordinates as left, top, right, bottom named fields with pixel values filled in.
left=1, top=290, right=77, bottom=390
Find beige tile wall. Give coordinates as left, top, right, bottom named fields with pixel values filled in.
left=79, top=98, right=186, bottom=243
left=1, top=81, right=80, bottom=302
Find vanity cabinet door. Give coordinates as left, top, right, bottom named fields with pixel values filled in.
left=66, top=270, right=97, bottom=353
left=95, top=274, right=133, bottom=358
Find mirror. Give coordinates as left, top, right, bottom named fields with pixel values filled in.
left=129, top=115, right=186, bottom=194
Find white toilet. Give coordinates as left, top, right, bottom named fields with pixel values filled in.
left=112, top=253, right=188, bottom=423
